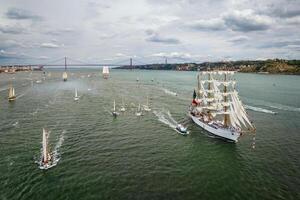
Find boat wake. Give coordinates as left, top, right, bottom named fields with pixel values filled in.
left=267, top=104, right=300, bottom=112
left=162, top=88, right=177, bottom=96
left=38, top=130, right=65, bottom=170
left=153, top=110, right=177, bottom=129
left=153, top=110, right=189, bottom=135
left=245, top=105, right=277, bottom=115
left=16, top=93, right=26, bottom=99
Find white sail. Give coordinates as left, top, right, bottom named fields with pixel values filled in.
left=75, top=89, right=78, bottom=98
left=102, top=66, right=109, bottom=74
left=190, top=70, right=255, bottom=142
left=113, top=100, right=116, bottom=111
left=62, top=71, right=68, bottom=80
left=42, top=128, right=49, bottom=163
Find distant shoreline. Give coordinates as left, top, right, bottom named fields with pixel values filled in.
left=115, top=59, right=300, bottom=75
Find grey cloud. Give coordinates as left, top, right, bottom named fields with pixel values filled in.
left=145, top=30, right=180, bottom=44
left=228, top=36, right=250, bottom=44
left=187, top=18, right=226, bottom=31
left=6, top=7, right=42, bottom=21
left=0, top=24, right=27, bottom=34
left=223, top=10, right=272, bottom=32
left=258, top=39, right=300, bottom=49
left=146, top=34, right=180, bottom=44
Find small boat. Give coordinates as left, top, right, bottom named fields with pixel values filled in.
left=143, top=96, right=151, bottom=112
left=41, top=128, right=53, bottom=169
left=136, top=77, right=139, bottom=82
left=112, top=100, right=119, bottom=117
left=63, top=57, right=68, bottom=81
left=175, top=124, right=189, bottom=135
left=62, top=71, right=68, bottom=81
left=74, top=89, right=79, bottom=101
left=120, top=98, right=126, bottom=112
left=8, top=85, right=16, bottom=102
left=103, top=66, right=109, bottom=79
left=136, top=103, right=142, bottom=116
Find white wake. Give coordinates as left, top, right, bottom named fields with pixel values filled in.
left=38, top=130, right=65, bottom=170
left=245, top=105, right=277, bottom=115
left=153, top=110, right=177, bottom=129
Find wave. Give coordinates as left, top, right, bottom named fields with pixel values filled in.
left=162, top=88, right=177, bottom=96
left=245, top=105, right=277, bottom=115
left=153, top=110, right=177, bottom=129
left=38, top=130, right=65, bottom=170
left=267, top=104, right=300, bottom=112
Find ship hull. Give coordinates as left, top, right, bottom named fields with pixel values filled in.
left=189, top=114, right=240, bottom=142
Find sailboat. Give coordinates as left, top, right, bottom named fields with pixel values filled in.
left=62, top=57, right=68, bottom=81
left=189, top=71, right=256, bottom=143
left=41, top=128, right=52, bottom=169
left=8, top=85, right=16, bottom=101
left=74, top=89, right=79, bottom=101
left=112, top=100, right=119, bottom=117
left=120, top=97, right=126, bottom=112
left=135, top=103, right=142, bottom=116
left=143, top=96, right=151, bottom=111
left=102, top=66, right=109, bottom=79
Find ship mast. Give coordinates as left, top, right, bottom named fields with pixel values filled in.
left=64, top=57, right=67, bottom=71
left=224, top=73, right=229, bottom=127
left=208, top=73, right=211, bottom=106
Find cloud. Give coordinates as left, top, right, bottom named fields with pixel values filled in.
left=223, top=10, right=273, bottom=32
left=40, top=43, right=60, bottom=48
left=6, top=7, right=42, bottom=21
left=187, top=18, right=225, bottom=31
left=44, top=28, right=74, bottom=36
left=151, top=52, right=193, bottom=60
left=145, top=31, right=180, bottom=44
left=228, top=35, right=250, bottom=44
left=0, top=40, right=25, bottom=49
left=0, top=24, right=27, bottom=34
left=258, top=39, right=300, bottom=49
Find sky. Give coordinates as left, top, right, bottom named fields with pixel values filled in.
left=0, top=0, right=300, bottom=65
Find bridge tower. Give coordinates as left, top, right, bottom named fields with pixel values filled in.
left=130, top=58, right=133, bottom=69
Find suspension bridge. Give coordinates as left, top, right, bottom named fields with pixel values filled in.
left=1, top=56, right=196, bottom=68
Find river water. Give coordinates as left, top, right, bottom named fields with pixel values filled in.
left=0, top=69, right=299, bottom=199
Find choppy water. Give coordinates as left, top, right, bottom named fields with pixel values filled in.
left=0, top=69, right=299, bottom=200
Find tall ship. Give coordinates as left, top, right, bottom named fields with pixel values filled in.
left=102, top=66, right=109, bottom=79
left=62, top=57, right=68, bottom=81
left=189, top=71, right=255, bottom=142
left=8, top=85, right=16, bottom=101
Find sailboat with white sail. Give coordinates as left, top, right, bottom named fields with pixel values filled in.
left=8, top=85, right=16, bottom=102
left=136, top=103, right=142, bottom=116
left=112, top=100, right=119, bottom=117
left=74, top=89, right=79, bottom=101
left=143, top=96, right=151, bottom=111
left=120, top=97, right=126, bottom=112
left=102, top=66, right=109, bottom=79
left=41, top=128, right=52, bottom=169
left=62, top=57, right=68, bottom=81
left=189, top=71, right=255, bottom=142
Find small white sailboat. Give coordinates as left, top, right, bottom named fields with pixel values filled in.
left=112, top=100, right=119, bottom=117
left=62, top=71, right=68, bottom=82
left=120, top=98, right=126, bottom=112
left=63, top=57, right=68, bottom=81
left=136, top=77, right=139, bottom=82
left=135, top=103, right=142, bottom=116
left=8, top=85, right=16, bottom=102
left=74, top=89, right=79, bottom=101
left=41, top=128, right=52, bottom=169
left=143, top=96, right=151, bottom=112
left=103, top=66, right=109, bottom=79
